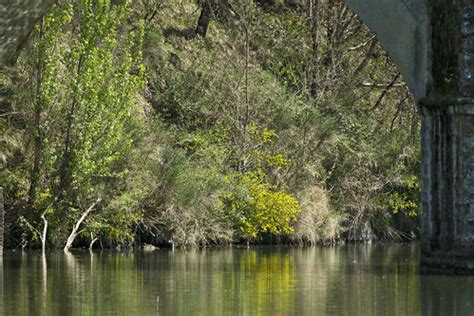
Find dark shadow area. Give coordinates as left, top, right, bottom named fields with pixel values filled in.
left=163, top=27, right=196, bottom=40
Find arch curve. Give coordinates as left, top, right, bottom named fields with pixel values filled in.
left=345, top=0, right=431, bottom=101
left=0, top=0, right=56, bottom=65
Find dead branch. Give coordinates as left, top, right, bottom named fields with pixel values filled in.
left=371, top=73, right=401, bottom=111
left=360, top=82, right=405, bottom=88
left=64, top=197, right=101, bottom=252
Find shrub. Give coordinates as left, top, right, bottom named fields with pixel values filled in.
left=225, top=171, right=301, bottom=240
left=292, top=186, right=344, bottom=244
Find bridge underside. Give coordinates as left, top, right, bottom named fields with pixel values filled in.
left=0, top=0, right=55, bottom=65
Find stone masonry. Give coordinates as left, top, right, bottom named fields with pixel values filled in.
left=418, top=2, right=474, bottom=273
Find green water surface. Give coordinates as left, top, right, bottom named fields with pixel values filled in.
left=1, top=243, right=473, bottom=315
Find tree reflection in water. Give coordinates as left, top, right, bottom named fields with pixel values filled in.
left=1, top=244, right=473, bottom=315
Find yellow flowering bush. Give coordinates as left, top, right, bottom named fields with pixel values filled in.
left=226, top=172, right=301, bottom=239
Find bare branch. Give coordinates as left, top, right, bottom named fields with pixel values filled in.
left=372, top=73, right=401, bottom=111
left=0, top=112, right=20, bottom=117
left=64, top=197, right=101, bottom=251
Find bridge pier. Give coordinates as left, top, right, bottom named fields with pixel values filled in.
left=418, top=2, right=474, bottom=273
left=420, top=102, right=474, bottom=273
left=346, top=0, right=474, bottom=273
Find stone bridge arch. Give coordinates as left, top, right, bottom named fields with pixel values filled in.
left=1, top=0, right=474, bottom=273
left=345, top=0, right=430, bottom=101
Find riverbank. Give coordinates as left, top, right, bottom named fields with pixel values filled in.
left=1, top=0, right=420, bottom=252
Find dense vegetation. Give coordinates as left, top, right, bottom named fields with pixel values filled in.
left=0, top=0, right=421, bottom=250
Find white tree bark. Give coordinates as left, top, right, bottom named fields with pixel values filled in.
left=89, top=232, right=98, bottom=249
left=64, top=197, right=101, bottom=252
left=40, top=212, right=48, bottom=252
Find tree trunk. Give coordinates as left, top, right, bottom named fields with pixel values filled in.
left=28, top=18, right=45, bottom=205
left=89, top=233, right=98, bottom=249
left=324, top=0, right=334, bottom=68
left=58, top=56, right=83, bottom=199
left=195, top=0, right=212, bottom=37
left=29, top=108, right=42, bottom=203
left=64, top=198, right=100, bottom=252
left=309, top=0, right=319, bottom=97
left=40, top=212, right=48, bottom=252
left=242, top=0, right=251, bottom=146
left=0, top=187, right=4, bottom=256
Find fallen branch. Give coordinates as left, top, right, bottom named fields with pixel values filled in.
left=64, top=197, right=101, bottom=252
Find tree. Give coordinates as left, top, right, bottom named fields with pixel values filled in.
left=16, top=0, right=145, bottom=249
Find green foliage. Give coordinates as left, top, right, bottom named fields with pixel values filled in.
left=2, top=0, right=146, bottom=247
left=50, top=0, right=144, bottom=188
left=1, top=0, right=422, bottom=248
left=388, top=175, right=421, bottom=218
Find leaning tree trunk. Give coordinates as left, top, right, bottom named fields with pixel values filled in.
left=195, top=0, right=212, bottom=37
left=64, top=198, right=100, bottom=252
left=0, top=187, right=4, bottom=256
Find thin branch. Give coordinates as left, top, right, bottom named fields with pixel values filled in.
left=390, top=96, right=409, bottom=131
left=347, top=35, right=376, bottom=51
left=89, top=232, right=98, bottom=249
left=352, top=37, right=377, bottom=78
left=0, top=112, right=20, bottom=117
left=371, top=73, right=401, bottom=111
left=360, top=82, right=405, bottom=88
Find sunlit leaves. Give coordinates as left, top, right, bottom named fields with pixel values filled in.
left=18, top=0, right=145, bottom=245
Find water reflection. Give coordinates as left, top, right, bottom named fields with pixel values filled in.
left=1, top=244, right=473, bottom=315
left=0, top=256, right=3, bottom=316
left=421, top=273, right=474, bottom=315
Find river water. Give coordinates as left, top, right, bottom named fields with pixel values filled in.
left=1, top=243, right=473, bottom=315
